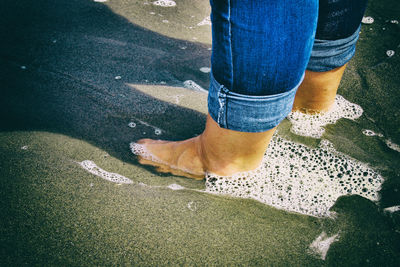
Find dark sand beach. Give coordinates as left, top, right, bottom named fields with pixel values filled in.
left=1, top=0, right=399, bottom=265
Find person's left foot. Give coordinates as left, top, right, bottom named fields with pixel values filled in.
left=131, top=114, right=276, bottom=179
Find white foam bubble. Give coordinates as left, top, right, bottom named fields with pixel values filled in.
left=390, top=20, right=399, bottom=24
left=115, top=75, right=122, bottom=80
left=21, top=145, right=28, bottom=150
left=204, top=136, right=383, bottom=217
left=197, top=16, right=211, bottom=26
left=386, top=50, right=395, bottom=57
left=130, top=142, right=162, bottom=164
left=385, top=139, right=400, bottom=152
left=287, top=95, right=363, bottom=138
left=79, top=160, right=133, bottom=184
left=129, top=120, right=164, bottom=135
left=162, top=20, right=169, bottom=23
left=362, top=16, right=374, bottom=24
left=187, top=201, right=197, bottom=211
left=168, top=184, right=185, bottom=190
left=362, top=129, right=376, bottom=136
left=131, top=120, right=165, bottom=135
left=362, top=129, right=383, bottom=137
left=78, top=160, right=192, bottom=194
left=171, top=94, right=184, bottom=104
left=153, top=0, right=176, bottom=7
left=199, top=67, right=211, bottom=73
left=183, top=80, right=208, bottom=93
left=308, top=232, right=339, bottom=260
left=94, top=0, right=108, bottom=2
left=384, top=205, right=400, bottom=213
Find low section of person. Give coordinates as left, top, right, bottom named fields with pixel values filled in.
left=131, top=0, right=368, bottom=179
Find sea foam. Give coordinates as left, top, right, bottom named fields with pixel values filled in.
left=308, top=232, right=340, bottom=260
left=287, top=95, right=363, bottom=138
left=197, top=16, right=211, bottom=26
left=205, top=135, right=383, bottom=217
left=153, top=0, right=176, bottom=7
left=79, top=160, right=133, bottom=184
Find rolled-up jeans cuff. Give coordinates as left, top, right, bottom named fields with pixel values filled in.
left=307, top=25, right=361, bottom=72
left=208, top=72, right=303, bottom=133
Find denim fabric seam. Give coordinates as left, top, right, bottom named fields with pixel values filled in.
left=217, top=84, right=227, bottom=127
left=216, top=0, right=233, bottom=128
left=208, top=72, right=304, bottom=132
left=225, top=87, right=299, bottom=101
left=228, top=0, right=234, bottom=91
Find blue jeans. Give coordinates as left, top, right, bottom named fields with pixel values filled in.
left=208, top=0, right=368, bottom=132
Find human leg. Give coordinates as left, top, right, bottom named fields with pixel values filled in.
left=292, top=64, right=347, bottom=113
left=293, top=0, right=369, bottom=113
left=132, top=0, right=318, bottom=178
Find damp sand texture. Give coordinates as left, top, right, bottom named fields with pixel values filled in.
left=1, top=0, right=400, bottom=266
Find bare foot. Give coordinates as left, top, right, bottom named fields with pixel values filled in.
left=292, top=64, right=347, bottom=113
left=131, top=115, right=276, bottom=179
left=131, top=137, right=206, bottom=180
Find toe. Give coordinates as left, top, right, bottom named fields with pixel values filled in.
left=138, top=157, right=160, bottom=167
left=136, top=138, right=153, bottom=145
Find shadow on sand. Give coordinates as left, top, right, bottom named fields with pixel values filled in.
left=0, top=0, right=211, bottom=166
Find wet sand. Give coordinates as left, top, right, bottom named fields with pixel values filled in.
left=1, top=0, right=399, bottom=265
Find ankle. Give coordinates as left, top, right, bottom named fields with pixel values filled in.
left=293, top=64, right=347, bottom=113
left=198, top=142, right=261, bottom=176
left=196, top=116, right=275, bottom=176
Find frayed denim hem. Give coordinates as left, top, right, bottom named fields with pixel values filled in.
left=307, top=25, right=361, bottom=72
left=208, top=72, right=303, bottom=133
